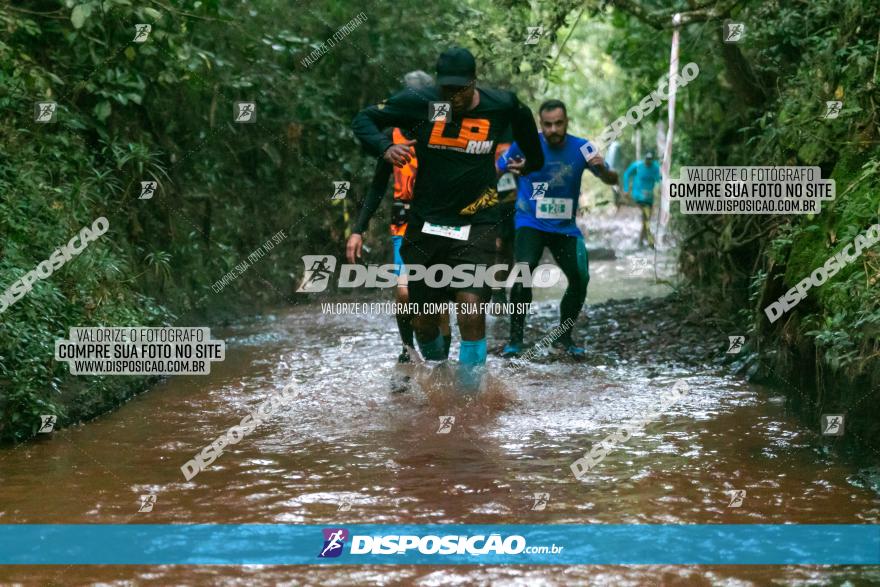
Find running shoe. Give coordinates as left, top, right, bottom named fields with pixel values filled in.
left=390, top=373, right=411, bottom=394
left=553, top=338, right=586, bottom=359
left=398, top=347, right=411, bottom=364
left=501, top=341, right=524, bottom=358
left=563, top=343, right=586, bottom=359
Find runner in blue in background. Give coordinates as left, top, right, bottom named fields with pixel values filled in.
left=497, top=100, right=618, bottom=358
left=622, top=151, right=662, bottom=248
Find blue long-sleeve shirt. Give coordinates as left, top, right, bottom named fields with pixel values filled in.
left=497, top=133, right=603, bottom=237
left=622, top=160, right=662, bottom=204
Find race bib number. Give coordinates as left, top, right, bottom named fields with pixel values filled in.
left=422, top=222, right=471, bottom=240
left=535, top=198, right=572, bottom=220
left=497, top=172, right=517, bottom=192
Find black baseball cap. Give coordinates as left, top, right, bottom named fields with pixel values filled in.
left=436, top=47, right=476, bottom=86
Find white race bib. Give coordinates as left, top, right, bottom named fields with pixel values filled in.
left=422, top=222, right=471, bottom=240
left=497, top=172, right=517, bottom=192
left=535, top=198, right=573, bottom=220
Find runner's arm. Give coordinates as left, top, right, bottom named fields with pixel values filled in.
left=509, top=98, right=544, bottom=174
left=352, top=157, right=393, bottom=234
left=496, top=142, right=522, bottom=173
left=352, top=91, right=420, bottom=157
left=598, top=166, right=620, bottom=186
left=588, top=159, right=619, bottom=186
left=581, top=140, right=618, bottom=185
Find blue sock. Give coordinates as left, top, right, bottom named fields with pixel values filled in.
left=457, top=338, right=487, bottom=392
left=443, top=334, right=452, bottom=358
left=418, top=333, right=447, bottom=361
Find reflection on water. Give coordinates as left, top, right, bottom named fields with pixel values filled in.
left=1, top=207, right=878, bottom=585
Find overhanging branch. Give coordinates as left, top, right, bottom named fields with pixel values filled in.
left=608, top=0, right=742, bottom=28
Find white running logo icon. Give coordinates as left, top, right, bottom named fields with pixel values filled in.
left=321, top=530, right=345, bottom=557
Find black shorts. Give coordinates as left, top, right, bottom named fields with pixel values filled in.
left=400, top=217, right=497, bottom=304
left=497, top=200, right=516, bottom=242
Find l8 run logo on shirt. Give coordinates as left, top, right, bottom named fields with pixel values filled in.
left=428, top=118, right=493, bottom=154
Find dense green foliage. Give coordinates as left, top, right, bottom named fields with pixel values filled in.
left=0, top=0, right=469, bottom=440
left=654, top=1, right=880, bottom=382
left=594, top=0, right=879, bottom=429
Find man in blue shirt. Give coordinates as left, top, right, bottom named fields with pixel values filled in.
left=497, top=100, right=618, bottom=358
left=622, top=152, right=662, bottom=248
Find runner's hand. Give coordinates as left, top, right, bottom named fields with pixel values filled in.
left=346, top=233, right=363, bottom=263
left=383, top=140, right=416, bottom=167
left=586, top=153, right=606, bottom=170
left=508, top=156, right=526, bottom=176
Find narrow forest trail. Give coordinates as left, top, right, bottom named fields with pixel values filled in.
left=2, top=208, right=878, bottom=585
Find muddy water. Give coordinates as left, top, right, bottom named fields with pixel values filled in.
left=1, top=208, right=879, bottom=585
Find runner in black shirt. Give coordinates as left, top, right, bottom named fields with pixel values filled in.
left=348, top=72, right=452, bottom=378
left=351, top=47, right=544, bottom=393
left=352, top=60, right=543, bottom=226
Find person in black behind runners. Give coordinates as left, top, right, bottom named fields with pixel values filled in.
left=347, top=70, right=451, bottom=371
left=352, top=47, right=543, bottom=392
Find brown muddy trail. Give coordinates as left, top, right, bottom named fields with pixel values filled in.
left=1, top=207, right=878, bottom=586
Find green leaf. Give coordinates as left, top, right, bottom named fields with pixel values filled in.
left=261, top=143, right=281, bottom=167
left=71, top=4, right=92, bottom=29
left=94, top=100, right=111, bottom=121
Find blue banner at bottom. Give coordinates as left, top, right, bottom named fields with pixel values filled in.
left=1, top=524, right=878, bottom=565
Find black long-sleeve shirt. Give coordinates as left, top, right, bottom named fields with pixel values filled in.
left=351, top=86, right=544, bottom=226
left=352, top=156, right=393, bottom=234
